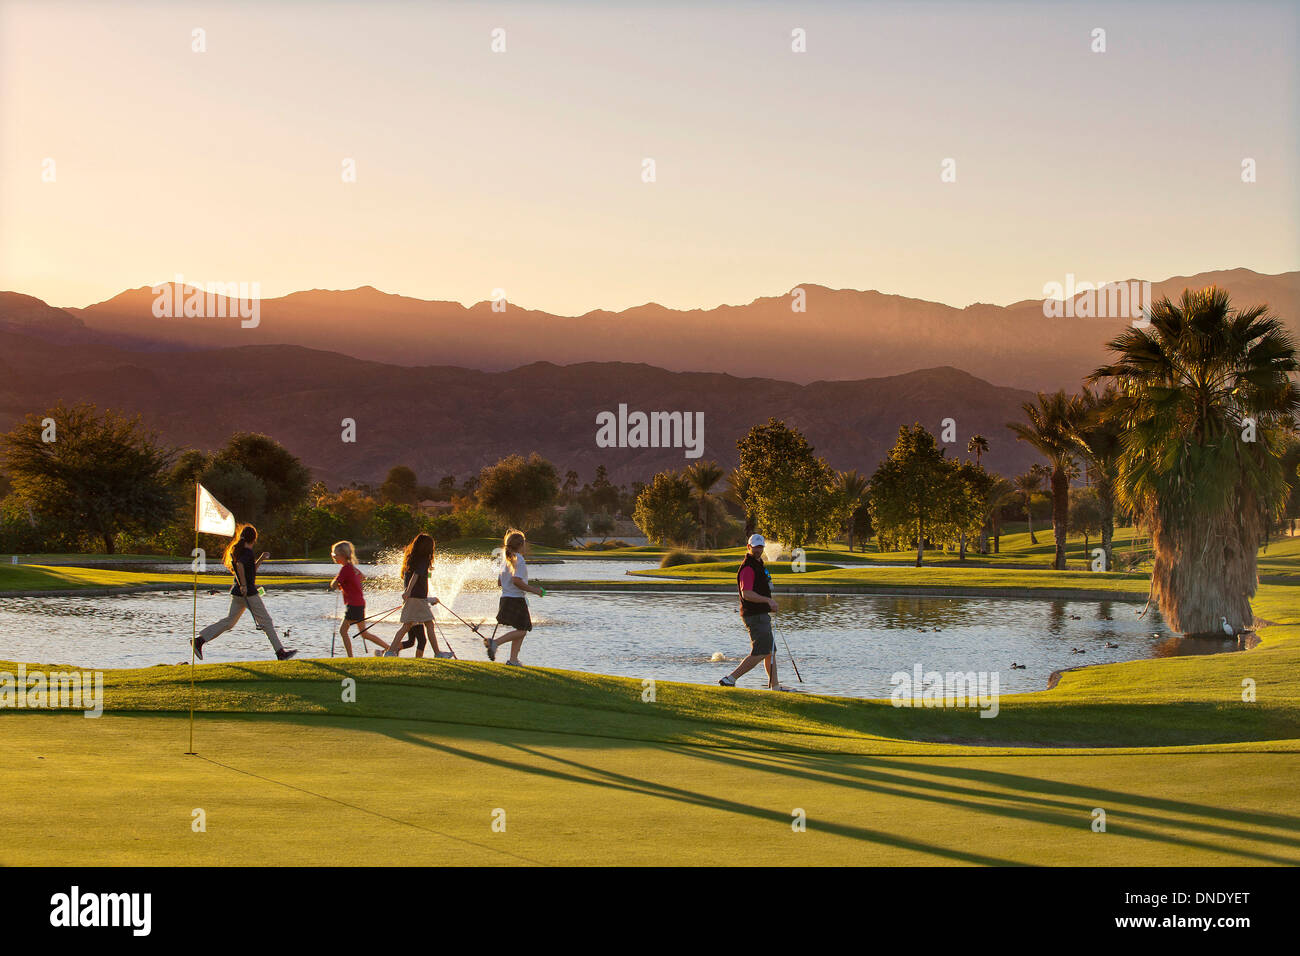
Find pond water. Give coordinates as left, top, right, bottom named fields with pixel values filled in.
left=0, top=554, right=1208, bottom=696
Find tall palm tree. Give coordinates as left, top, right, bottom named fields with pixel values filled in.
left=967, top=434, right=989, bottom=467
left=835, top=469, right=870, bottom=551
left=1012, top=466, right=1046, bottom=545
left=1009, top=391, right=1081, bottom=570
left=984, top=474, right=1016, bottom=554
left=1067, top=385, right=1124, bottom=572
left=684, top=460, right=725, bottom=549
left=721, top=467, right=755, bottom=538
left=1091, top=286, right=1299, bottom=635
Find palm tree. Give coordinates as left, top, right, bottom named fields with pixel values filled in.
left=1009, top=391, right=1081, bottom=570
left=1091, top=286, right=1299, bottom=635
left=984, top=474, right=1016, bottom=553
left=684, top=460, right=725, bottom=549
left=967, top=434, right=989, bottom=467
left=1012, top=467, right=1046, bottom=545
left=722, top=467, right=754, bottom=538
left=835, top=469, right=870, bottom=551
left=1067, top=385, right=1124, bottom=572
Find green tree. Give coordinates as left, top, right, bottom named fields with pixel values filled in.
left=966, top=434, right=989, bottom=467
left=868, top=424, right=964, bottom=566
left=736, top=419, right=841, bottom=547
left=684, top=459, right=725, bottom=549
left=477, top=453, right=559, bottom=531
left=561, top=503, right=588, bottom=540
left=1009, top=391, right=1081, bottom=570
left=379, top=465, right=420, bottom=506
left=1069, top=486, right=1104, bottom=558
left=369, top=502, right=421, bottom=547
left=213, top=432, right=310, bottom=524
left=632, top=471, right=699, bottom=546
left=1091, top=286, right=1299, bottom=634
left=834, top=469, right=870, bottom=552
left=0, top=402, right=176, bottom=554
left=1067, top=385, right=1125, bottom=572
left=590, top=464, right=620, bottom=514
left=1012, top=465, right=1048, bottom=545
left=590, top=511, right=617, bottom=543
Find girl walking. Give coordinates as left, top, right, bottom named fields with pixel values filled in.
left=192, top=524, right=298, bottom=661
left=382, top=533, right=451, bottom=658
left=329, top=540, right=389, bottom=657
left=486, top=529, right=544, bottom=665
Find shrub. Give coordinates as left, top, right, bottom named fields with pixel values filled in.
left=660, top=549, right=699, bottom=568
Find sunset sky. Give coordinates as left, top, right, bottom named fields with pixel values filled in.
left=1, top=0, right=1296, bottom=314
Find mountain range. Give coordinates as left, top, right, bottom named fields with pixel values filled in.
left=5, top=268, right=1295, bottom=391
left=1, top=267, right=1292, bottom=487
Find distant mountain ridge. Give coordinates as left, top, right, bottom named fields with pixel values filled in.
left=0, top=330, right=1043, bottom=488
left=5, top=267, right=1294, bottom=391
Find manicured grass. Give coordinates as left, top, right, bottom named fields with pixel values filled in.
left=3, top=642, right=1298, bottom=865
left=4, top=712, right=1297, bottom=866
left=4, top=529, right=1298, bottom=865
left=0, top=563, right=313, bottom=593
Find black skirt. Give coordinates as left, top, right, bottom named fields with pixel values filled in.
left=496, top=596, right=532, bottom=632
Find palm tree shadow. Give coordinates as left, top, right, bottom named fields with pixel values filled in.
left=374, top=724, right=1021, bottom=865
left=661, top=746, right=1299, bottom=864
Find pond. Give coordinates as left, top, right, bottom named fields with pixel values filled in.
left=0, top=550, right=1216, bottom=696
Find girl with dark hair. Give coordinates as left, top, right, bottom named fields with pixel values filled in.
left=382, top=533, right=450, bottom=658
left=192, top=523, right=298, bottom=661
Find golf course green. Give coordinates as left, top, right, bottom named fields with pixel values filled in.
left=3, top=535, right=1299, bottom=866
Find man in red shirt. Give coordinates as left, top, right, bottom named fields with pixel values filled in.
left=719, top=533, right=784, bottom=690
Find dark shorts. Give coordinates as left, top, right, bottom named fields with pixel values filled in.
left=344, top=604, right=365, bottom=622
left=497, top=596, right=533, bottom=632
left=742, top=612, right=774, bottom=656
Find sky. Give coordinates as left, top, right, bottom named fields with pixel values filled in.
left=1, top=0, right=1296, bottom=314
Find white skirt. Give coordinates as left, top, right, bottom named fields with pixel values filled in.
left=400, top=597, right=434, bottom=623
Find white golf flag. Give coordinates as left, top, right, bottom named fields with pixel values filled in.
left=196, top=483, right=236, bottom=536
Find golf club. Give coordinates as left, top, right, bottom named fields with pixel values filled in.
left=776, top=624, right=803, bottom=683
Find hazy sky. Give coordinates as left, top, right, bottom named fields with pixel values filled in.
left=1, top=0, right=1296, bottom=313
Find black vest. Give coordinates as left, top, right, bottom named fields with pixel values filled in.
left=737, top=553, right=771, bottom=616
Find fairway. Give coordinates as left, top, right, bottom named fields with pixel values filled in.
left=6, top=710, right=1298, bottom=867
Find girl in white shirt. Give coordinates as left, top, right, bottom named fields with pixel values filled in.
left=488, top=529, right=544, bottom=664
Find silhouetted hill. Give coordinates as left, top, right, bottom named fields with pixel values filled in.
left=0, top=332, right=1040, bottom=488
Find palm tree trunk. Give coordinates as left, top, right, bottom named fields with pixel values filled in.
left=915, top=519, right=924, bottom=567
left=1051, top=465, right=1068, bottom=570
left=1025, top=496, right=1037, bottom=545
left=1097, top=473, right=1116, bottom=572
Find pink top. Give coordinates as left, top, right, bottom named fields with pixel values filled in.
left=738, top=566, right=756, bottom=592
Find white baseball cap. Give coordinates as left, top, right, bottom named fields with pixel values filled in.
left=747, top=533, right=766, bottom=548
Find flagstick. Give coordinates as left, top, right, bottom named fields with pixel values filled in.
left=187, top=484, right=198, bottom=756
